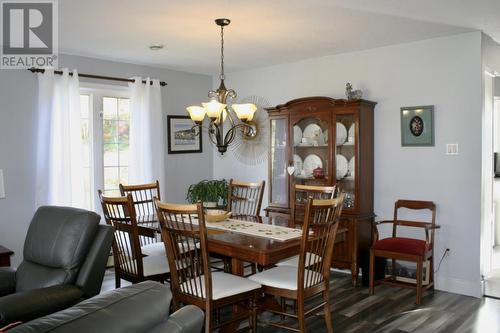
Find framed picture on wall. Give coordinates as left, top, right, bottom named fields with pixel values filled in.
left=167, top=115, right=202, bottom=154
left=400, top=105, right=434, bottom=146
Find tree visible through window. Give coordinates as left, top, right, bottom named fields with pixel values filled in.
left=103, top=97, right=130, bottom=196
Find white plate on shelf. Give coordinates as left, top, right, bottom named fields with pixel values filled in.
left=336, top=154, right=348, bottom=180
left=303, top=154, right=323, bottom=175
left=348, top=157, right=355, bottom=178
left=293, top=126, right=302, bottom=145
left=293, top=154, right=303, bottom=175
left=336, top=123, right=347, bottom=145
left=303, top=124, right=322, bottom=139
left=347, top=124, right=355, bottom=144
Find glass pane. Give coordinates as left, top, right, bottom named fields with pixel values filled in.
left=103, top=144, right=119, bottom=167
left=118, top=121, right=129, bottom=144
left=82, top=144, right=91, bottom=168
left=118, top=98, right=130, bottom=120
left=335, top=114, right=356, bottom=208
left=119, top=144, right=129, bottom=166
left=82, top=167, right=92, bottom=209
left=270, top=118, right=288, bottom=205
left=293, top=118, right=329, bottom=183
left=104, top=167, right=119, bottom=191
left=103, top=97, right=118, bottom=120
left=80, top=94, right=90, bottom=118
left=119, top=166, right=129, bottom=185
left=81, top=119, right=90, bottom=143
left=103, top=120, right=117, bottom=143
left=104, top=189, right=121, bottom=197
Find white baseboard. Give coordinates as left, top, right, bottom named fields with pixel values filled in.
left=435, top=276, right=482, bottom=298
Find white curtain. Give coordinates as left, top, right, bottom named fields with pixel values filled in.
left=128, top=77, right=165, bottom=198
left=35, top=69, right=85, bottom=208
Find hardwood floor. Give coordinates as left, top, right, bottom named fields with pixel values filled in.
left=101, top=269, right=500, bottom=333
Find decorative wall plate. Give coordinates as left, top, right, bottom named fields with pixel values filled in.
left=303, top=154, right=323, bottom=176
left=293, top=125, right=302, bottom=145
left=336, top=122, right=347, bottom=145
left=336, top=154, right=348, bottom=180
left=303, top=124, right=322, bottom=139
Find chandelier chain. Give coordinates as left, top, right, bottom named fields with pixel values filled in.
left=220, top=24, right=225, bottom=80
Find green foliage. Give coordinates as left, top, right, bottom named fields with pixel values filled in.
left=186, top=179, right=228, bottom=204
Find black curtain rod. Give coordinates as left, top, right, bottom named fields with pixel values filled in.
left=28, top=67, right=167, bottom=86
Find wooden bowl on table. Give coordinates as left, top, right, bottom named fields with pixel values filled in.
left=205, top=210, right=232, bottom=223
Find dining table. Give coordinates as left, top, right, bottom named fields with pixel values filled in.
left=137, top=214, right=347, bottom=332
left=137, top=214, right=347, bottom=276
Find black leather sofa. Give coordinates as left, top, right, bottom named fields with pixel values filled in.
left=7, top=281, right=204, bottom=333
left=0, top=206, right=113, bottom=326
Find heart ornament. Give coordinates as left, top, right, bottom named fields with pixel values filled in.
left=287, top=166, right=295, bottom=175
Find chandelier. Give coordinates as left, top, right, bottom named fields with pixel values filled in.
left=186, top=18, right=257, bottom=155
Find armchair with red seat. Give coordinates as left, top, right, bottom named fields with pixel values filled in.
left=0, top=206, right=113, bottom=326
left=369, top=200, right=439, bottom=305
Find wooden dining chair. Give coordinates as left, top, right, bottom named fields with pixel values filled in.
left=119, top=181, right=163, bottom=256
left=369, top=200, right=439, bottom=305
left=227, top=179, right=265, bottom=217
left=98, top=191, right=169, bottom=288
left=156, top=200, right=262, bottom=333
left=292, top=184, right=336, bottom=225
left=248, top=194, right=345, bottom=333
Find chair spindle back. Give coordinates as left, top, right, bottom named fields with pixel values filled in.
left=156, top=201, right=212, bottom=301
left=99, top=191, right=143, bottom=278
left=298, top=194, right=344, bottom=290
left=120, top=181, right=161, bottom=245
left=292, top=185, right=336, bottom=224
left=227, top=179, right=265, bottom=217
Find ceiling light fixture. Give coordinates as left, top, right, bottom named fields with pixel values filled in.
left=186, top=18, right=257, bottom=155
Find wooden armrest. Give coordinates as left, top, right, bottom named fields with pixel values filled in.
left=394, top=220, right=433, bottom=228
left=373, top=220, right=395, bottom=226
left=424, top=224, right=440, bottom=230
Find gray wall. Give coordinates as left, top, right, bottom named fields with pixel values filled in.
left=0, top=54, right=212, bottom=267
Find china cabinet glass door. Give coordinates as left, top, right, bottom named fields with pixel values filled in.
left=335, top=114, right=357, bottom=209
left=291, top=116, right=331, bottom=187
left=270, top=117, right=288, bottom=207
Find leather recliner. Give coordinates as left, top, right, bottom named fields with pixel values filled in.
left=0, top=206, right=113, bottom=326
left=8, top=281, right=204, bottom=333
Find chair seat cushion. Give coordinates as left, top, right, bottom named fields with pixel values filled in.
left=373, top=237, right=428, bottom=256
left=141, top=241, right=199, bottom=257
left=248, top=265, right=323, bottom=291
left=180, top=272, right=261, bottom=300
left=143, top=255, right=170, bottom=277
left=276, top=252, right=321, bottom=267
left=141, top=242, right=165, bottom=257
left=123, top=255, right=169, bottom=277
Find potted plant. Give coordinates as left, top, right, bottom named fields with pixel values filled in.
left=186, top=179, right=228, bottom=208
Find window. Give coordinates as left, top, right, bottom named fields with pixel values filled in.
left=102, top=97, right=130, bottom=196
left=80, top=94, right=93, bottom=209
left=79, top=85, right=130, bottom=209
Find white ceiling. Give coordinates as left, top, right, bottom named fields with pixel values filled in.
left=59, top=0, right=499, bottom=75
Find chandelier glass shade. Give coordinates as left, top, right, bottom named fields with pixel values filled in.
left=186, top=18, right=257, bottom=154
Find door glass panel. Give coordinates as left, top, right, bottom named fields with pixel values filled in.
left=292, top=118, right=330, bottom=185
left=270, top=118, right=288, bottom=205
left=335, top=114, right=356, bottom=209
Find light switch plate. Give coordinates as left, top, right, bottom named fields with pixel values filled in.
left=0, top=169, right=5, bottom=199
left=446, top=144, right=459, bottom=155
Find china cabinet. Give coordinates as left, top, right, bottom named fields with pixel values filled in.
left=265, top=96, right=377, bottom=285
